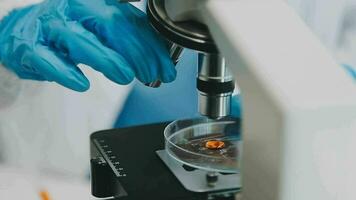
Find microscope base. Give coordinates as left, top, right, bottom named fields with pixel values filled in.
left=90, top=122, right=239, bottom=200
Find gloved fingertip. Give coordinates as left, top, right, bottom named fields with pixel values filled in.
left=70, top=84, right=90, bottom=92
left=106, top=66, right=135, bottom=85
left=60, top=73, right=90, bottom=92
left=72, top=79, right=90, bottom=92
left=114, top=74, right=134, bottom=85
left=161, top=68, right=177, bottom=83
left=135, top=69, right=157, bottom=84
left=159, top=57, right=177, bottom=83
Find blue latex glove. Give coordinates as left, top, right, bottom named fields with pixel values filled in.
left=0, top=0, right=176, bottom=91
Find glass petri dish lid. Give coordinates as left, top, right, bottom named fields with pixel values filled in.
left=164, top=118, right=241, bottom=173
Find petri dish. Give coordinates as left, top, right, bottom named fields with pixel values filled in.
left=164, top=118, right=241, bottom=173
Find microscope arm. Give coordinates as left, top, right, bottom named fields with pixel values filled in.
left=201, top=1, right=356, bottom=200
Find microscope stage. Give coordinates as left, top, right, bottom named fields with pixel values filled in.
left=90, top=122, right=240, bottom=200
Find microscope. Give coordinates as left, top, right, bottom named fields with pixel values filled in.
left=90, top=0, right=356, bottom=200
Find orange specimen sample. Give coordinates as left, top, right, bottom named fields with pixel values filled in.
left=39, top=190, right=52, bottom=200
left=205, top=140, right=225, bottom=150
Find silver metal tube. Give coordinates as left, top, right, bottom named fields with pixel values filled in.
left=198, top=53, right=234, bottom=119
left=198, top=54, right=233, bottom=82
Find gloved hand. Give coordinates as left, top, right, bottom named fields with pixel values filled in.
left=0, top=0, right=176, bottom=92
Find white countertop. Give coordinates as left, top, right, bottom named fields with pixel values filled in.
left=0, top=165, right=92, bottom=200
